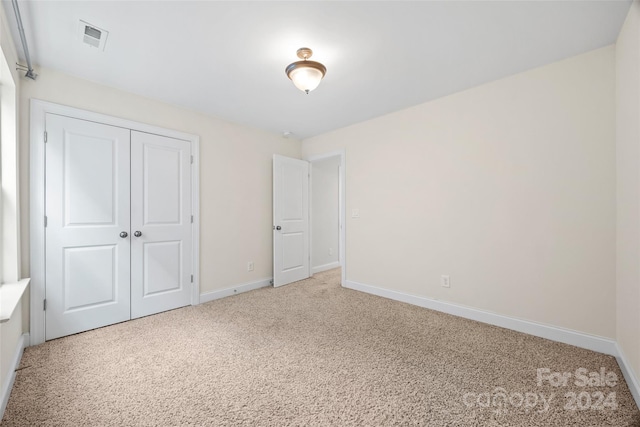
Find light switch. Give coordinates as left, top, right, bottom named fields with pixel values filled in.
left=352, top=209, right=360, bottom=218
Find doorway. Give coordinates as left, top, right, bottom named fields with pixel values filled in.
left=272, top=150, right=346, bottom=288
left=307, top=151, right=345, bottom=285
left=309, top=156, right=341, bottom=274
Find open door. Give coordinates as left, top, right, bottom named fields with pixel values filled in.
left=273, top=155, right=310, bottom=287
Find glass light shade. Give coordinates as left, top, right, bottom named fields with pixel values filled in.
left=286, top=57, right=326, bottom=94
left=289, top=66, right=324, bottom=93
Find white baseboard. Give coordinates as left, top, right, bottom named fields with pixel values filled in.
left=199, top=278, right=272, bottom=304
left=344, top=280, right=618, bottom=356
left=615, top=343, right=640, bottom=410
left=0, top=333, right=29, bottom=420
left=312, top=262, right=341, bottom=275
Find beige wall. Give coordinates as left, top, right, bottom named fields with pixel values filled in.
left=303, top=47, right=616, bottom=338
left=0, top=305, right=22, bottom=399
left=616, top=0, right=640, bottom=385
left=19, top=68, right=302, bottom=297
left=0, top=0, right=24, bottom=409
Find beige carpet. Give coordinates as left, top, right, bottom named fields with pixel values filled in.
left=2, top=268, right=639, bottom=426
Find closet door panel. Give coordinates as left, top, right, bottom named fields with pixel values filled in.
left=44, top=114, right=131, bottom=340
left=130, top=131, right=192, bottom=318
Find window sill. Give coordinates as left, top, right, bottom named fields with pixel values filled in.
left=0, top=278, right=30, bottom=323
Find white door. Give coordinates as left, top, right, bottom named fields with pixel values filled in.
left=130, top=131, right=192, bottom=318
left=273, top=155, right=310, bottom=286
left=45, top=114, right=131, bottom=340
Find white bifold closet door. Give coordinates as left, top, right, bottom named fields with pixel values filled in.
left=45, top=114, right=192, bottom=340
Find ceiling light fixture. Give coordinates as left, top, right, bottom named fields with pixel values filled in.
left=285, top=47, right=326, bottom=94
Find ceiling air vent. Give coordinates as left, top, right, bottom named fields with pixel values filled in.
left=78, top=20, right=108, bottom=51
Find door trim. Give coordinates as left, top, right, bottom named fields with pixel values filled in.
left=29, top=99, right=201, bottom=345
left=305, top=150, right=346, bottom=287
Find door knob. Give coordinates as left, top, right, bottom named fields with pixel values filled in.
left=276, top=226, right=281, bottom=231
left=134, top=231, right=142, bottom=237
left=119, top=231, right=128, bottom=238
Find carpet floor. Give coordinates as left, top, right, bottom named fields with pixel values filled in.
left=2, top=268, right=639, bottom=426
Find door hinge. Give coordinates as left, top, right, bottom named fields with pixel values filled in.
left=191, top=215, right=194, bottom=224
left=44, top=216, right=48, bottom=227
left=191, top=274, right=194, bottom=283
left=190, top=155, right=194, bottom=164
left=43, top=299, right=47, bottom=311
left=44, top=131, right=47, bottom=143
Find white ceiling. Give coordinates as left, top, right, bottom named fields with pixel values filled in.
left=6, top=1, right=632, bottom=139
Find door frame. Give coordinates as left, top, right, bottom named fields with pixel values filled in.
left=304, top=150, right=346, bottom=287
left=29, top=99, right=201, bottom=345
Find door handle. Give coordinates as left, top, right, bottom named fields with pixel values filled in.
left=134, top=231, right=142, bottom=237
left=119, top=231, right=128, bottom=238
left=275, top=226, right=281, bottom=231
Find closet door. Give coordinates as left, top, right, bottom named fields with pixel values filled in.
left=45, top=114, right=131, bottom=340
left=130, top=131, right=192, bottom=319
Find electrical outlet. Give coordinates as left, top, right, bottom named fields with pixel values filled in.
left=441, top=275, right=450, bottom=288
left=247, top=261, right=254, bottom=272
left=329, top=248, right=333, bottom=256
